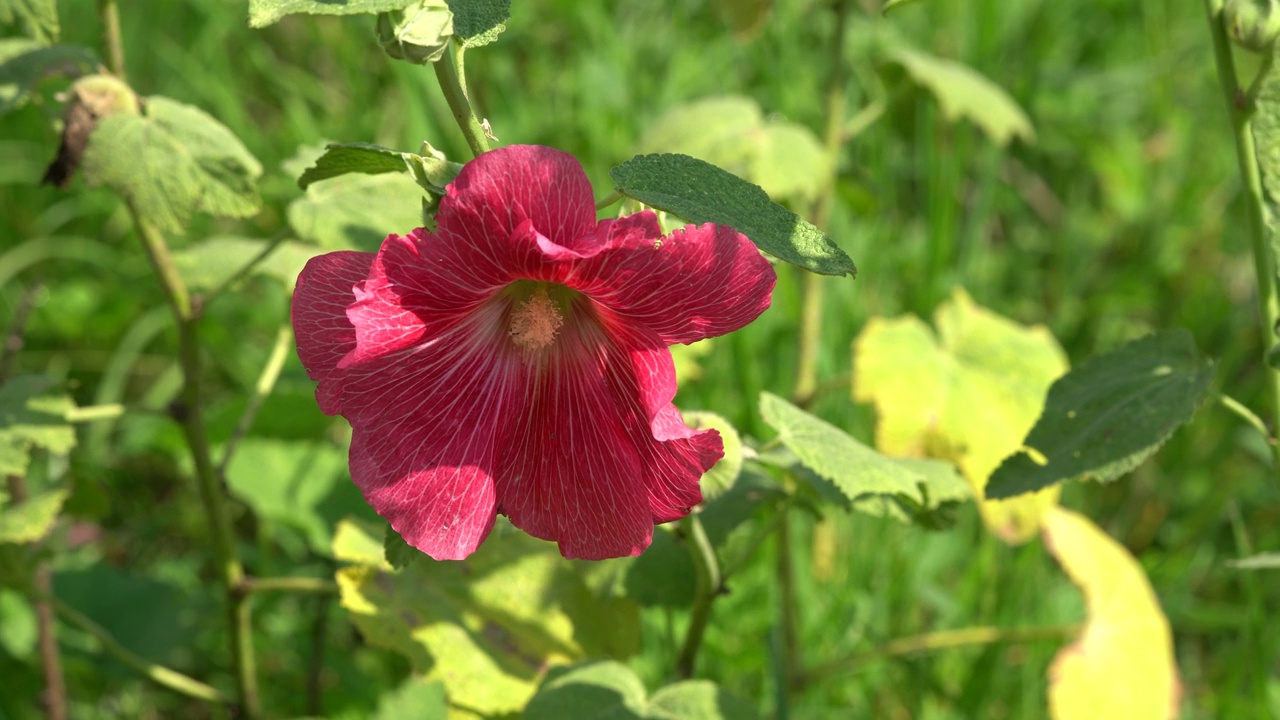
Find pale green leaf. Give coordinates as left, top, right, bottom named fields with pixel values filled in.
left=0, top=0, right=58, bottom=43
left=0, top=376, right=76, bottom=477
left=172, top=235, right=323, bottom=292
left=248, top=0, right=417, bottom=28
left=683, top=411, right=742, bottom=501
left=0, top=489, right=67, bottom=543
left=1249, top=43, right=1280, bottom=283
left=0, top=41, right=96, bottom=115
left=986, top=330, right=1214, bottom=499
left=852, top=288, right=1067, bottom=543
left=288, top=170, right=426, bottom=251
left=372, top=679, right=447, bottom=720
left=525, top=660, right=758, bottom=720
left=890, top=46, right=1035, bottom=146
left=445, top=0, right=510, bottom=48
left=376, top=1, right=452, bottom=64
left=1044, top=507, right=1178, bottom=720
left=81, top=96, right=262, bottom=236
left=648, top=679, right=759, bottom=720
left=610, top=153, right=855, bottom=277
left=333, top=518, right=391, bottom=568
left=1227, top=552, right=1280, bottom=570
left=0, top=589, right=36, bottom=657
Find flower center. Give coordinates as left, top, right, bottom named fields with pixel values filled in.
left=509, top=287, right=564, bottom=351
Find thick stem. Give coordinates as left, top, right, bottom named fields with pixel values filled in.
left=127, top=202, right=261, bottom=718
left=434, top=45, right=491, bottom=158
left=96, top=0, right=126, bottom=78
left=6, top=476, right=66, bottom=720
left=674, top=515, right=721, bottom=678
left=1203, top=0, right=1280, bottom=472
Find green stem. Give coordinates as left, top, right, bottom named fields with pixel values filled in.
left=1219, top=391, right=1274, bottom=444
left=127, top=201, right=261, bottom=719
left=434, top=44, right=491, bottom=158
left=48, top=594, right=228, bottom=704
left=1203, top=0, right=1280, bottom=476
left=7, top=476, right=66, bottom=720
left=64, top=403, right=126, bottom=422
left=238, top=576, right=339, bottom=596
left=595, top=189, right=624, bottom=211
left=218, top=325, right=294, bottom=475
left=797, top=623, right=1081, bottom=688
left=674, top=515, right=721, bottom=679
left=96, top=0, right=126, bottom=79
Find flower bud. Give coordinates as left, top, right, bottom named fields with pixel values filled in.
left=376, top=1, right=454, bottom=64
left=1225, top=0, right=1280, bottom=53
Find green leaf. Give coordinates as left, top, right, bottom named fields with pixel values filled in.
left=1227, top=553, right=1280, bottom=570
left=1043, top=507, right=1178, bottom=720
left=986, top=330, right=1214, bottom=500
left=297, top=141, right=462, bottom=195
left=0, top=41, right=97, bottom=116
left=624, top=527, right=696, bottom=608
left=383, top=523, right=421, bottom=569
left=445, top=0, right=510, bottom=48
left=525, top=660, right=758, bottom=720
left=248, top=0, right=417, bottom=28
left=683, top=412, right=742, bottom=502
left=889, top=46, right=1035, bottom=146
left=610, top=153, right=855, bottom=277
left=333, top=519, right=638, bottom=715
left=882, top=0, right=924, bottom=13
left=0, top=489, right=67, bottom=543
left=172, top=235, right=323, bottom=292
left=0, top=0, right=58, bottom=43
left=376, top=1, right=453, bottom=64
left=0, top=376, right=76, bottom=477
left=81, top=96, right=262, bottom=236
left=288, top=144, right=427, bottom=251
left=372, top=679, right=447, bottom=720
left=0, top=589, right=36, bottom=657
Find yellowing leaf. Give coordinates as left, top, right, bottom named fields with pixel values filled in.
left=1043, top=507, right=1179, bottom=720
left=852, top=288, right=1066, bottom=543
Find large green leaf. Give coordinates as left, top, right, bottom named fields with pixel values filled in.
left=0, top=0, right=58, bottom=43
left=248, top=0, right=417, bottom=27
left=172, top=236, right=323, bottom=293
left=610, top=153, right=855, bottom=277
left=0, top=40, right=96, bottom=116
left=1043, top=507, right=1178, bottom=720
left=81, top=95, right=262, bottom=236
left=889, top=46, right=1035, bottom=146
left=0, top=376, right=75, bottom=477
left=333, top=519, right=639, bottom=715
left=852, top=288, right=1067, bottom=543
left=287, top=143, right=426, bottom=251
left=445, top=0, right=510, bottom=48
left=524, top=660, right=758, bottom=720
left=986, top=330, right=1214, bottom=499
left=297, top=141, right=462, bottom=195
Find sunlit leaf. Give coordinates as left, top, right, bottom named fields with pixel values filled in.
left=81, top=95, right=262, bottom=236
left=852, top=288, right=1067, bottom=543
left=889, top=46, right=1035, bottom=146
left=372, top=679, right=447, bottom=720
left=0, top=376, right=76, bottom=477
left=446, top=0, right=510, bottom=48
left=525, top=659, right=758, bottom=720
left=611, top=153, right=855, bottom=277
left=0, top=40, right=96, bottom=115
left=1043, top=507, right=1179, bottom=720
left=986, top=330, right=1214, bottom=499
left=172, top=236, right=323, bottom=293
left=333, top=519, right=638, bottom=715
left=683, top=411, right=742, bottom=502
left=0, top=0, right=58, bottom=43
left=248, top=0, right=416, bottom=28
left=0, top=489, right=67, bottom=543
left=376, top=1, right=453, bottom=64
left=297, top=141, right=462, bottom=194
left=288, top=171, right=425, bottom=251
left=0, top=589, right=36, bottom=657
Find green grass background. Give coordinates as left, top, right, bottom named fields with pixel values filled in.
left=2, top=0, right=1278, bottom=718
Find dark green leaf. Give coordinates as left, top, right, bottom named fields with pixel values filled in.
left=623, top=527, right=695, bottom=608
left=297, top=141, right=462, bottom=195
left=81, top=96, right=262, bottom=236
left=0, top=0, right=58, bottom=43
left=986, top=330, right=1215, bottom=499
left=248, top=0, right=417, bottom=28
left=445, top=0, right=510, bottom=48
left=0, top=41, right=96, bottom=115
left=610, top=153, right=855, bottom=277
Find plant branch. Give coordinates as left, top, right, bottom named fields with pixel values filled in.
left=218, top=325, right=294, bottom=476
left=96, top=0, right=126, bottom=79
left=674, top=514, right=721, bottom=679
left=126, top=200, right=261, bottom=718
left=237, top=576, right=339, bottom=596
left=1219, top=391, right=1274, bottom=444
left=1203, top=0, right=1280, bottom=476
left=434, top=45, right=491, bottom=158
left=7, top=475, right=66, bottom=720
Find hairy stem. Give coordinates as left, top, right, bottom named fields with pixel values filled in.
left=434, top=45, right=491, bottom=158
left=127, top=201, right=261, bottom=718
left=96, top=0, right=126, bottom=79
left=674, top=514, right=721, bottom=678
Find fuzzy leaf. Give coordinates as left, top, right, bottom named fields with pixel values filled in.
left=0, top=376, right=75, bottom=477
left=0, top=41, right=96, bottom=115
left=248, top=0, right=417, bottom=28
left=890, top=46, right=1035, bottom=146
left=1044, top=507, right=1179, bottom=720
left=0, top=0, right=58, bottom=43
left=445, top=0, right=510, bottom=48
left=525, top=660, right=758, bottom=720
left=81, top=96, right=262, bottom=236
left=986, top=330, right=1214, bottom=499
left=852, top=288, right=1067, bottom=543
left=172, top=236, right=323, bottom=292
left=611, top=153, right=855, bottom=277
left=0, top=489, right=67, bottom=543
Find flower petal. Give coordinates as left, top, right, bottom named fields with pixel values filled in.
left=291, top=250, right=373, bottom=414
left=566, top=215, right=777, bottom=345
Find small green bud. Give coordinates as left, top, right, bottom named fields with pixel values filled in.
left=377, top=1, right=454, bottom=65
left=1225, top=0, right=1280, bottom=53
left=1266, top=342, right=1280, bottom=369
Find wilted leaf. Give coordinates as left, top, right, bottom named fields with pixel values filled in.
left=248, top=0, right=417, bottom=27
left=525, top=660, right=758, bottom=720
left=1043, top=507, right=1179, bottom=720
left=986, top=330, right=1214, bottom=499
left=81, top=95, right=262, bottom=235
left=889, top=46, right=1035, bottom=146
left=611, top=153, right=855, bottom=277
left=445, top=0, right=510, bottom=48
left=0, top=40, right=96, bottom=115
left=0, top=489, right=67, bottom=543
left=852, top=288, right=1067, bottom=543
left=0, top=376, right=76, bottom=477
left=0, top=0, right=58, bottom=43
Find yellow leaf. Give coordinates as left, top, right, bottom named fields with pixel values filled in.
left=852, top=288, right=1066, bottom=542
left=1043, top=507, right=1180, bottom=720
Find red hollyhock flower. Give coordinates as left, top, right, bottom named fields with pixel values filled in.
left=291, top=145, right=775, bottom=561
